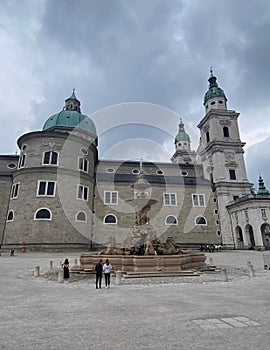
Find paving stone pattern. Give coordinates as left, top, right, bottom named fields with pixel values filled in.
left=1, top=250, right=270, bottom=350
left=193, top=316, right=261, bottom=330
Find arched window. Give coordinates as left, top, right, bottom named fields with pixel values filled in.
left=35, top=208, right=52, bottom=220
left=78, top=157, right=89, bottom=172
left=76, top=211, right=87, bottom=222
left=43, top=151, right=58, bottom=165
left=7, top=210, right=14, bottom=221
left=195, top=216, right=207, bottom=225
left=206, top=131, right=210, bottom=143
left=165, top=215, right=178, bottom=225
left=104, top=214, right=117, bottom=224
left=223, top=126, right=229, bottom=137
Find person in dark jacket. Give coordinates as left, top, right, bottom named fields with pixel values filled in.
left=62, top=258, right=70, bottom=279
left=95, top=259, right=103, bottom=289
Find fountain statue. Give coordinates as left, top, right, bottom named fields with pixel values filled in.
left=99, top=168, right=182, bottom=256
left=77, top=164, right=206, bottom=273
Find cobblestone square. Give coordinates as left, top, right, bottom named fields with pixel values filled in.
left=0, top=250, right=270, bottom=350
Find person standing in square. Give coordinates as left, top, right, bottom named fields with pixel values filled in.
left=103, top=259, right=112, bottom=288
left=95, top=259, right=103, bottom=289
left=62, top=258, right=70, bottom=280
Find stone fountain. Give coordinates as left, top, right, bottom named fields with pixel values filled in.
left=78, top=168, right=206, bottom=273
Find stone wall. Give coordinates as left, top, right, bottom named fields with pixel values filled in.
left=2, top=129, right=97, bottom=249
left=0, top=155, right=18, bottom=246
left=93, top=160, right=221, bottom=247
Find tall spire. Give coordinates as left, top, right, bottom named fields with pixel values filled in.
left=208, top=67, right=218, bottom=89
left=175, top=117, right=190, bottom=144
left=204, top=68, right=227, bottom=105
left=257, top=174, right=269, bottom=195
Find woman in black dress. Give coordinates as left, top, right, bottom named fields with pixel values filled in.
left=62, top=258, right=70, bottom=279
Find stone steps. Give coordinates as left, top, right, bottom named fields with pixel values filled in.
left=122, top=270, right=200, bottom=279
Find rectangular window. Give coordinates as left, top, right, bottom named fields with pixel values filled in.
left=37, top=181, right=56, bottom=196
left=47, top=182, right=55, bottom=196
left=261, top=208, right=267, bottom=219
left=18, top=154, right=26, bottom=168
left=229, top=169, right=236, bottom=180
left=78, top=157, right=89, bottom=173
left=104, top=191, right=118, bottom=205
left=38, top=181, right=46, bottom=195
left=163, top=193, right=177, bottom=206
left=192, top=194, right=205, bottom=207
left=51, top=152, right=58, bottom=165
left=43, top=152, right=50, bottom=164
left=11, top=183, right=20, bottom=199
left=77, top=185, right=89, bottom=201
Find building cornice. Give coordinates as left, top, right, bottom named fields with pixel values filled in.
left=197, top=109, right=240, bottom=129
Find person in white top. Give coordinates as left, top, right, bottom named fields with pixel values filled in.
left=103, top=259, right=112, bottom=288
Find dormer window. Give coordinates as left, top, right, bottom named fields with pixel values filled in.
left=210, top=101, right=215, bottom=105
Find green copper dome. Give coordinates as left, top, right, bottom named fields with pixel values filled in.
left=175, top=119, right=190, bottom=143
left=43, top=110, right=97, bottom=135
left=42, top=90, right=96, bottom=135
left=204, top=70, right=227, bottom=104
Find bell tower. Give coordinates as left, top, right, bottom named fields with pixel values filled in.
left=197, top=69, right=253, bottom=247
left=171, top=118, right=196, bottom=164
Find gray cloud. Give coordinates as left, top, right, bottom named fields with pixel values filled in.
left=246, top=137, right=270, bottom=190
left=0, top=0, right=269, bottom=187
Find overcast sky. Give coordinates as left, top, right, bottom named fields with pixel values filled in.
left=0, top=0, right=269, bottom=190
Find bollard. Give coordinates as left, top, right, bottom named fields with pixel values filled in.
left=263, top=254, right=270, bottom=269
left=209, top=257, right=213, bottom=265
left=74, top=258, right=78, bottom=266
left=49, top=260, right=53, bottom=269
left=115, top=270, right=122, bottom=285
left=221, top=268, right=228, bottom=282
left=247, top=264, right=255, bottom=277
left=34, top=266, right=40, bottom=277
left=58, top=270, right=64, bottom=283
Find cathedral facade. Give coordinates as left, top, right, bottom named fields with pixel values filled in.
left=0, top=73, right=269, bottom=251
